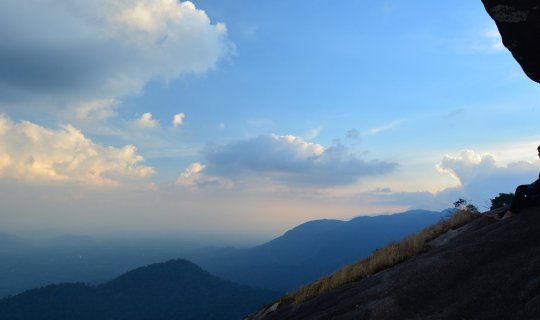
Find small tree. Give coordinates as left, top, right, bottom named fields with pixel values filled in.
left=453, top=198, right=466, bottom=209
left=490, top=193, right=514, bottom=210
left=453, top=198, right=479, bottom=213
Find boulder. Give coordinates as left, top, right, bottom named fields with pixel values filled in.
left=482, top=1, right=540, bottom=83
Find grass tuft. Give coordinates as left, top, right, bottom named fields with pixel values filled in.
left=284, top=209, right=480, bottom=304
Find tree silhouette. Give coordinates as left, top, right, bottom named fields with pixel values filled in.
left=490, top=193, right=514, bottom=210
left=453, top=198, right=479, bottom=213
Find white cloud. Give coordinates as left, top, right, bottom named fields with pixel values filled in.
left=373, top=149, right=540, bottom=211
left=135, top=112, right=159, bottom=129
left=364, top=120, right=402, bottom=135
left=0, top=0, right=234, bottom=109
left=436, top=150, right=539, bottom=199
left=437, top=150, right=497, bottom=184
left=304, top=126, right=323, bottom=141
left=201, top=134, right=397, bottom=187
left=456, top=25, right=505, bottom=54
left=343, top=122, right=400, bottom=141
left=172, top=113, right=186, bottom=127
left=483, top=27, right=505, bottom=52
left=74, top=99, right=118, bottom=121
left=217, top=123, right=226, bottom=129
left=0, top=114, right=154, bottom=186
left=176, top=162, right=232, bottom=189
left=432, top=149, right=538, bottom=206
left=176, top=162, right=205, bottom=186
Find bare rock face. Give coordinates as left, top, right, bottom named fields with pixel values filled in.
left=482, top=0, right=540, bottom=83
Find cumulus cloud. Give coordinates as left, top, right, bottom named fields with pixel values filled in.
left=175, top=162, right=232, bottom=189
left=172, top=113, right=186, bottom=127
left=0, top=0, right=233, bottom=109
left=372, top=149, right=540, bottom=211
left=201, top=134, right=397, bottom=187
left=135, top=112, right=159, bottom=129
left=436, top=149, right=538, bottom=201
left=0, top=114, right=154, bottom=185
left=437, top=150, right=497, bottom=184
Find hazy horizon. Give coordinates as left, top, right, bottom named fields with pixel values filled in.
left=0, top=207, right=449, bottom=299
left=1, top=206, right=450, bottom=248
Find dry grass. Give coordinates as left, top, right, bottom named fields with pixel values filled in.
left=284, top=209, right=480, bottom=304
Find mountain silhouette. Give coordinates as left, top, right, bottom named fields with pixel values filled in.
left=192, top=209, right=452, bottom=292
left=0, top=259, right=279, bottom=320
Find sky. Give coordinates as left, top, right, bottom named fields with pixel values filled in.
left=1, top=0, right=540, bottom=244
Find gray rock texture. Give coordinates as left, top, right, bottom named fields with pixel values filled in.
left=482, top=0, right=540, bottom=83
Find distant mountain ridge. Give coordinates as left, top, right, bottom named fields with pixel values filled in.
left=192, top=209, right=453, bottom=292
left=0, top=209, right=458, bottom=319
left=0, top=259, right=279, bottom=320
left=0, top=209, right=452, bottom=299
left=0, top=235, right=201, bottom=298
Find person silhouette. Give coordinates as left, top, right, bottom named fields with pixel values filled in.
left=495, top=145, right=540, bottom=220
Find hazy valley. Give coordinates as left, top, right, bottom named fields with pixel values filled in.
left=0, top=209, right=451, bottom=298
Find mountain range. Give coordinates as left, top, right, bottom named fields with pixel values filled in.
left=191, top=209, right=453, bottom=292
left=0, top=233, right=198, bottom=298
left=5, top=205, right=538, bottom=320
left=0, top=209, right=450, bottom=300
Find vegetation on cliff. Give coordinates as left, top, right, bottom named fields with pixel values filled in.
left=284, top=208, right=480, bottom=304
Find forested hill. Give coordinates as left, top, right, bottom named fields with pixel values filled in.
left=0, top=259, right=279, bottom=320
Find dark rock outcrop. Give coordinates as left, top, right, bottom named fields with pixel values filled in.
left=482, top=0, right=540, bottom=83
left=249, top=207, right=540, bottom=319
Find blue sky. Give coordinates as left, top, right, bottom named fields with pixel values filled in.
left=1, top=0, right=539, bottom=243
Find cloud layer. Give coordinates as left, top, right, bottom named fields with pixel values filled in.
left=0, top=0, right=233, bottom=108
left=175, top=162, right=232, bottom=189
left=194, top=134, right=397, bottom=187
left=437, top=150, right=539, bottom=201
left=0, top=115, right=154, bottom=185
left=380, top=149, right=540, bottom=211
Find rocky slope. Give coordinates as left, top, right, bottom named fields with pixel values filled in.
left=248, top=206, right=540, bottom=319
left=482, top=0, right=540, bottom=83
